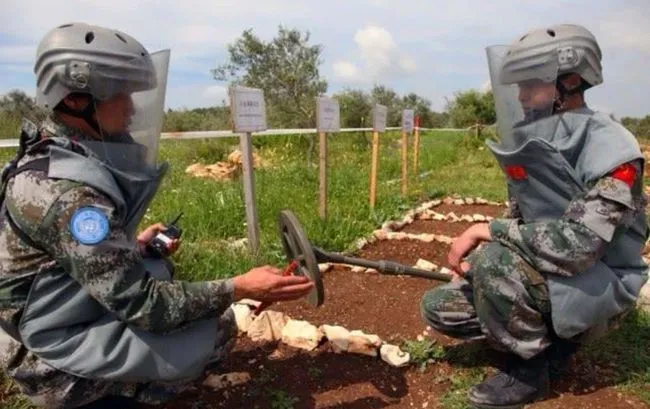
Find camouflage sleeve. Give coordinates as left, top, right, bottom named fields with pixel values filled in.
left=488, top=161, right=644, bottom=277
left=501, top=183, right=522, bottom=219
left=31, top=185, right=235, bottom=333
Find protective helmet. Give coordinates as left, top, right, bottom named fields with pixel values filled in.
left=34, top=22, right=157, bottom=110
left=499, top=24, right=602, bottom=90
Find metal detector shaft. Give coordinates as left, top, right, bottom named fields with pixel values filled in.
left=314, top=247, right=451, bottom=282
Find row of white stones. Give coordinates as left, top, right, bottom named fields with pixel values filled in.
left=354, top=196, right=504, bottom=251
left=230, top=301, right=411, bottom=368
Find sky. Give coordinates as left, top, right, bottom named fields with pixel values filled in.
left=1, top=0, right=649, bottom=118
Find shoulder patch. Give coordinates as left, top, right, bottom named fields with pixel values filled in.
left=69, top=207, right=110, bottom=245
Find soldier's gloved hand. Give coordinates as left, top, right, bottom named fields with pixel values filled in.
left=136, top=223, right=181, bottom=256
left=232, top=265, right=314, bottom=302
left=448, top=223, right=492, bottom=276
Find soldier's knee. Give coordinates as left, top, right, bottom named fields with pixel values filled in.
left=470, top=242, right=515, bottom=287
left=420, top=285, right=456, bottom=324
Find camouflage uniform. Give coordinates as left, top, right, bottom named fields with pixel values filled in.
left=421, top=162, right=647, bottom=360
left=0, top=114, right=237, bottom=408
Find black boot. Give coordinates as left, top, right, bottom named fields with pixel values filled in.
left=547, top=338, right=579, bottom=380
left=468, top=353, right=550, bottom=409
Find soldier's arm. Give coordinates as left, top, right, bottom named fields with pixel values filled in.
left=501, top=183, right=522, bottom=219
left=488, top=160, right=644, bottom=277
left=32, top=185, right=235, bottom=333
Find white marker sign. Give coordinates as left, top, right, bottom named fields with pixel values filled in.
left=316, top=96, right=340, bottom=132
left=372, top=104, right=387, bottom=132
left=230, top=86, right=267, bottom=133
left=402, top=109, right=414, bottom=132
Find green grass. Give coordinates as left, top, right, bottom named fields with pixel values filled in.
left=402, top=338, right=447, bottom=372
left=439, top=368, right=487, bottom=409
left=580, top=310, right=650, bottom=403
left=133, top=129, right=503, bottom=281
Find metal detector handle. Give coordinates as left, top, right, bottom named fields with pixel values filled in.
left=320, top=249, right=451, bottom=282
left=377, top=261, right=451, bottom=281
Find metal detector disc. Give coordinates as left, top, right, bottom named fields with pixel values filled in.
left=278, top=210, right=324, bottom=307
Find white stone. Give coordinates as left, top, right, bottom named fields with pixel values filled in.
left=281, top=319, right=324, bottom=351
left=476, top=198, right=488, bottom=205
left=393, top=221, right=407, bottom=230
left=374, top=229, right=389, bottom=240
left=465, top=198, right=475, bottom=205
left=231, top=303, right=254, bottom=334
left=227, top=238, right=249, bottom=251
left=446, top=212, right=460, bottom=222
left=431, top=199, right=442, bottom=206
left=356, top=238, right=369, bottom=249
left=320, top=325, right=351, bottom=353
left=248, top=311, right=289, bottom=343
left=472, top=214, right=486, bottom=222
left=419, top=212, right=432, bottom=220
left=453, top=199, right=465, bottom=205
left=439, top=267, right=455, bottom=277
left=347, top=330, right=382, bottom=357
left=351, top=266, right=366, bottom=274
left=443, top=197, right=455, bottom=205
left=460, top=215, right=474, bottom=223
left=365, top=268, right=379, bottom=274
left=417, top=234, right=435, bottom=243
left=415, top=259, right=437, bottom=271
left=435, top=235, right=453, bottom=244
left=318, top=263, right=333, bottom=273
left=203, top=372, right=251, bottom=390
left=431, top=212, right=446, bottom=221
left=387, top=232, right=409, bottom=241
left=402, top=215, right=415, bottom=225
left=382, top=221, right=395, bottom=231
left=380, top=344, right=410, bottom=367
left=416, top=203, right=434, bottom=213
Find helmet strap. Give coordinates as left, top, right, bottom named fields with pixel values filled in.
left=54, top=94, right=104, bottom=137
left=553, top=74, right=587, bottom=114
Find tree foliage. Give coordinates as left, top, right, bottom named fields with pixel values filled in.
left=445, top=89, right=496, bottom=128
left=212, top=26, right=327, bottom=128
left=621, top=116, right=650, bottom=138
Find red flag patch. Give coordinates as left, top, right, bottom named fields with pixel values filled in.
left=505, top=165, right=527, bottom=181
left=610, top=163, right=637, bottom=187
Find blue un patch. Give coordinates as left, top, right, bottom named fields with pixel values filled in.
left=69, top=207, right=110, bottom=245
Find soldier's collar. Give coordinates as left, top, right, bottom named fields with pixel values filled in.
left=40, top=114, right=97, bottom=143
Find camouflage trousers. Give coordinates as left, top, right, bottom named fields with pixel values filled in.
left=6, top=308, right=236, bottom=409
left=420, top=242, right=553, bottom=360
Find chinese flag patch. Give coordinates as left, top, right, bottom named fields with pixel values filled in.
left=610, top=163, right=637, bottom=187
left=505, top=165, right=527, bottom=181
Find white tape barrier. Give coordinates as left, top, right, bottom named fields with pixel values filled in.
left=0, top=126, right=470, bottom=148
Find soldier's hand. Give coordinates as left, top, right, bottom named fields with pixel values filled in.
left=232, top=265, right=314, bottom=302
left=448, top=223, right=491, bottom=275
left=136, top=223, right=181, bottom=255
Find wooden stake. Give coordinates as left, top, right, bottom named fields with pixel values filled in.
left=413, top=124, right=420, bottom=174
left=319, top=131, right=327, bottom=220
left=370, top=130, right=380, bottom=208
left=401, top=129, right=408, bottom=196
left=240, top=132, right=260, bottom=258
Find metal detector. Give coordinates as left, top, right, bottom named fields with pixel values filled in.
left=277, top=209, right=452, bottom=308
